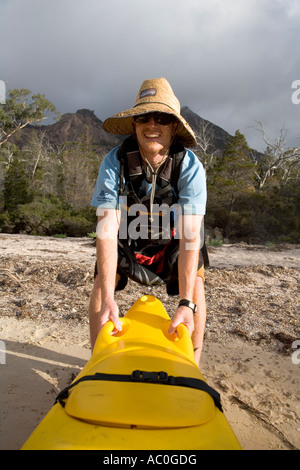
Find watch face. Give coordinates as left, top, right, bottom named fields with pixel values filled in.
left=179, top=299, right=196, bottom=313
left=190, top=302, right=197, bottom=313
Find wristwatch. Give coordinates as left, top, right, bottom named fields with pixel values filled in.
left=178, top=299, right=197, bottom=315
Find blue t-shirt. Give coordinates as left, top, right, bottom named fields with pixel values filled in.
left=91, top=146, right=206, bottom=215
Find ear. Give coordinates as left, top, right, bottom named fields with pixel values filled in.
left=172, top=122, right=179, bottom=136
left=132, top=120, right=137, bottom=138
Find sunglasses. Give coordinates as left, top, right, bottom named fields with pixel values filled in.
left=134, top=112, right=176, bottom=125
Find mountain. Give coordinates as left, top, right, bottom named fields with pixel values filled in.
left=12, top=109, right=122, bottom=155
left=181, top=106, right=232, bottom=156
left=181, top=107, right=263, bottom=160
left=12, top=106, right=255, bottom=158
left=42, top=109, right=122, bottom=151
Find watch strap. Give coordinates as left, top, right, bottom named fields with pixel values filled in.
left=178, top=299, right=197, bottom=315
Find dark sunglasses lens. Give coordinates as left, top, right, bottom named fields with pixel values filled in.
left=134, top=113, right=175, bottom=125
left=134, top=114, right=149, bottom=123
left=155, top=113, right=175, bottom=125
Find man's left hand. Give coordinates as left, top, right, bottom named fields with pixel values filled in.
left=168, top=306, right=195, bottom=337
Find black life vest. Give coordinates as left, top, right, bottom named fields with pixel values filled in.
left=117, top=136, right=186, bottom=250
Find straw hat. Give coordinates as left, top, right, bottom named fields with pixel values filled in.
left=103, top=78, right=197, bottom=147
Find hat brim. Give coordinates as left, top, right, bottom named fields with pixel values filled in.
left=103, top=103, right=197, bottom=147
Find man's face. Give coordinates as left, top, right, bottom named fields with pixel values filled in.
left=133, top=113, right=177, bottom=161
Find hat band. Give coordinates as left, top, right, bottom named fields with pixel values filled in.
left=134, top=101, right=179, bottom=115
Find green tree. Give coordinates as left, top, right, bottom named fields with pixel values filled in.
left=207, top=130, right=256, bottom=239
left=0, top=88, right=59, bottom=147
left=254, top=122, right=300, bottom=189
left=0, top=143, right=16, bottom=207
left=3, top=147, right=32, bottom=211
left=59, top=127, right=100, bottom=210
left=22, top=130, right=59, bottom=199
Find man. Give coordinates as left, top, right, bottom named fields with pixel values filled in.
left=89, top=78, right=208, bottom=364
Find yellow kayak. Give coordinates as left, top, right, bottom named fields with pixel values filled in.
left=22, top=295, right=242, bottom=450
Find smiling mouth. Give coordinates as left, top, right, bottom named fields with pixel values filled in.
left=145, top=134, right=160, bottom=138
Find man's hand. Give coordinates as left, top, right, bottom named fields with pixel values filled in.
left=168, top=305, right=195, bottom=337
left=98, top=298, right=123, bottom=334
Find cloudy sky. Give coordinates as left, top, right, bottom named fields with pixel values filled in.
left=1, top=0, right=299, bottom=151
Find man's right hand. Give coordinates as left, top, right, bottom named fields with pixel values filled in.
left=98, top=298, right=123, bottom=334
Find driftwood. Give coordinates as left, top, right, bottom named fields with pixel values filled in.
left=0, top=268, right=22, bottom=285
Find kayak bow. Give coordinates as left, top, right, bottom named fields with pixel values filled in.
left=22, top=295, right=242, bottom=450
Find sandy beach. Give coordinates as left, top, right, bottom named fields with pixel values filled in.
left=0, top=233, right=299, bottom=450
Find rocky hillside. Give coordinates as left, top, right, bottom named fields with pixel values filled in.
left=40, top=109, right=122, bottom=150
left=181, top=106, right=231, bottom=155
left=13, top=109, right=122, bottom=155
left=10, top=106, right=264, bottom=160
left=12, top=106, right=233, bottom=157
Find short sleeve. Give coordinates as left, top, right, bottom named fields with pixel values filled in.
left=177, top=149, right=207, bottom=215
left=91, top=147, right=121, bottom=209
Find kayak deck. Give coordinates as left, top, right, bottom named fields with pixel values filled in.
left=22, top=295, right=242, bottom=450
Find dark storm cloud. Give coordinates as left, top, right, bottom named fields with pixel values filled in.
left=1, top=0, right=299, bottom=150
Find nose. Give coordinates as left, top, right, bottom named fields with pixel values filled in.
left=147, top=117, right=156, bottom=126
